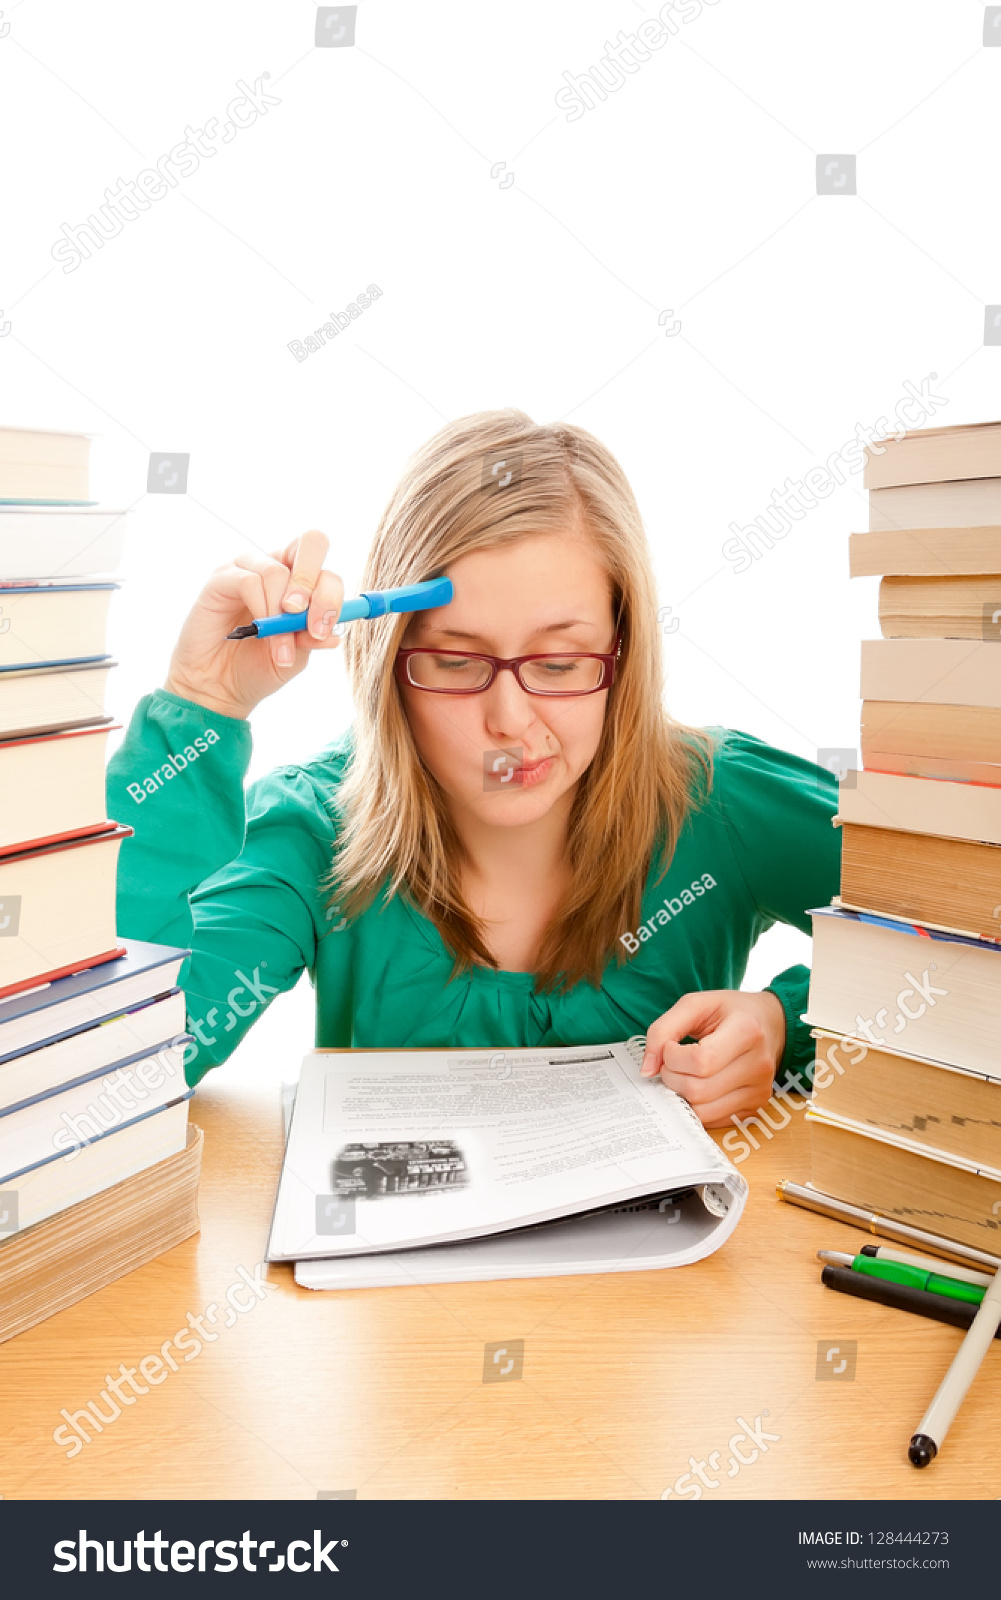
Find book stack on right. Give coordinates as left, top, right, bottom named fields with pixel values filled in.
left=0, top=427, right=201, bottom=1343
left=803, top=419, right=1001, bottom=1260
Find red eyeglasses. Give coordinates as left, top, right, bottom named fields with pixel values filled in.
left=395, top=632, right=622, bottom=697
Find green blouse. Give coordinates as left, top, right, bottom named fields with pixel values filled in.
left=106, top=689, right=841, bottom=1091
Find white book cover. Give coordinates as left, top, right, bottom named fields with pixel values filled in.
left=0, top=507, right=127, bottom=579
left=810, top=1024, right=1001, bottom=1087
left=271, top=1042, right=748, bottom=1289
left=805, top=905, right=1001, bottom=1077
left=0, top=990, right=186, bottom=1112
left=836, top=767, right=1001, bottom=845
left=860, top=638, right=1001, bottom=708
left=805, top=1105, right=1001, bottom=1184
left=0, top=1037, right=190, bottom=1175
left=0, top=1095, right=191, bottom=1234
left=868, top=479, right=1001, bottom=532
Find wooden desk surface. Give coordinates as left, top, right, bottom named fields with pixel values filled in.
left=2, top=1070, right=999, bottom=1501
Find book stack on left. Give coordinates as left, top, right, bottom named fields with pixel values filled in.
left=801, top=419, right=1001, bottom=1262
left=0, top=426, right=201, bottom=1344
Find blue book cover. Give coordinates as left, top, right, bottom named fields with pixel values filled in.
left=0, top=654, right=112, bottom=673
left=0, top=1033, right=194, bottom=1117
left=0, top=939, right=190, bottom=1058
left=0, top=655, right=114, bottom=676
left=0, top=1090, right=194, bottom=1183
left=809, top=904, right=1001, bottom=953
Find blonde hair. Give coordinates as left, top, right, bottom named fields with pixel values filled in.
left=331, top=408, right=714, bottom=991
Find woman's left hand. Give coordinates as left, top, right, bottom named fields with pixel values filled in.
left=639, top=989, right=787, bottom=1129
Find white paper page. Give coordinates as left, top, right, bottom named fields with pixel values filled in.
left=268, top=1043, right=735, bottom=1261
left=294, top=1186, right=744, bottom=1290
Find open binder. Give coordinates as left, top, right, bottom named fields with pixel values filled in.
left=269, top=1038, right=748, bottom=1291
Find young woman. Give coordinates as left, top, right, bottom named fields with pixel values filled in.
left=108, top=409, right=841, bottom=1128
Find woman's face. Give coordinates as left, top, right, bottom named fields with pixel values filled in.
left=398, top=530, right=617, bottom=830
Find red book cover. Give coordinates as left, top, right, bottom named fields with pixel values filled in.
left=0, top=825, right=134, bottom=998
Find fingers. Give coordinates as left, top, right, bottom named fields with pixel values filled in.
left=234, top=532, right=339, bottom=669
left=659, top=1052, right=777, bottom=1133
left=642, top=992, right=761, bottom=1081
left=664, top=1011, right=768, bottom=1082
left=272, top=531, right=345, bottom=658
left=204, top=562, right=271, bottom=628
left=278, top=529, right=330, bottom=612
left=641, top=990, right=790, bottom=1131
left=641, top=991, right=733, bottom=1076
left=687, top=1087, right=774, bottom=1131
left=307, top=567, right=345, bottom=644
left=647, top=1009, right=775, bottom=1129
left=659, top=1050, right=761, bottom=1111
left=686, top=1070, right=796, bottom=1131
left=234, top=551, right=301, bottom=669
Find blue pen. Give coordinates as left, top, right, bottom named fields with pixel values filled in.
left=226, top=576, right=453, bottom=639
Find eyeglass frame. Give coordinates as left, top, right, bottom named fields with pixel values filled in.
left=394, top=629, right=623, bottom=697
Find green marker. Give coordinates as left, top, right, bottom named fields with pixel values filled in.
left=818, top=1250, right=985, bottom=1306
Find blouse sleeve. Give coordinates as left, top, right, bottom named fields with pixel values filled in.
left=107, top=688, right=345, bottom=1084
left=709, top=727, right=842, bottom=1090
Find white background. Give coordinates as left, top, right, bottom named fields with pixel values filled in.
left=1, top=0, right=998, bottom=1082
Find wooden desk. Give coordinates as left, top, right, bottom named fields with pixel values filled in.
left=1, top=1071, right=999, bottom=1500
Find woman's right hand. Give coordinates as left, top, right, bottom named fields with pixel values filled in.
left=163, top=529, right=345, bottom=720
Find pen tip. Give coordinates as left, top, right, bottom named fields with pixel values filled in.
left=226, top=625, right=256, bottom=640
left=908, top=1434, right=937, bottom=1469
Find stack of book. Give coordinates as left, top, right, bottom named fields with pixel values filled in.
left=0, top=427, right=200, bottom=1344
left=802, top=419, right=1001, bottom=1259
